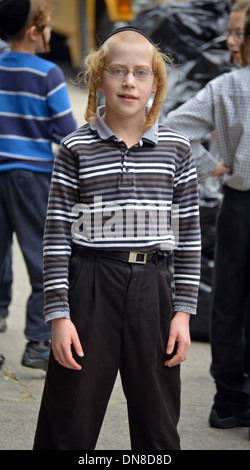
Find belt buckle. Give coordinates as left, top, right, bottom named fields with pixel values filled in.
left=128, top=252, right=147, bottom=264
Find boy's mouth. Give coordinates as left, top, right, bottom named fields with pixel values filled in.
left=118, top=94, right=138, bottom=102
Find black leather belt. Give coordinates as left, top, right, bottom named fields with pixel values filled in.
left=77, top=247, right=160, bottom=264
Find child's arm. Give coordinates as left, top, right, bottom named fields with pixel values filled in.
left=43, top=142, right=79, bottom=325
left=166, top=140, right=201, bottom=366
left=172, top=143, right=201, bottom=316
left=166, top=80, right=218, bottom=181
left=43, top=137, right=87, bottom=370
left=47, top=65, right=77, bottom=143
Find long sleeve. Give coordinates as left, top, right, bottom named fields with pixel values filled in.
left=165, top=83, right=218, bottom=180
left=46, top=65, right=77, bottom=143
left=172, top=144, right=201, bottom=314
left=43, top=142, right=79, bottom=324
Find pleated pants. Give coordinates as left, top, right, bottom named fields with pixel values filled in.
left=33, top=249, right=181, bottom=450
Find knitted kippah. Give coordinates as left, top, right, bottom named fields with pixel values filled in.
left=0, top=0, right=31, bottom=39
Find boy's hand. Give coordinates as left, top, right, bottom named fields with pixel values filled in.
left=164, top=311, right=191, bottom=367
left=211, top=161, right=231, bottom=179
left=51, top=318, right=84, bottom=370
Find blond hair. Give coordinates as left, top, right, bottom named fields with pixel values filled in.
left=80, top=33, right=173, bottom=132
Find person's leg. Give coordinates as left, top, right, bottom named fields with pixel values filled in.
left=120, top=257, right=181, bottom=450
left=0, top=173, right=13, bottom=331
left=4, top=170, right=51, bottom=369
left=0, top=246, right=12, bottom=331
left=210, top=191, right=250, bottom=426
left=34, top=252, right=130, bottom=449
left=243, top=222, right=250, bottom=376
left=244, top=291, right=250, bottom=376
left=9, top=170, right=51, bottom=343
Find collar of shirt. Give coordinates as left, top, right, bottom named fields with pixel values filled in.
left=90, top=106, right=159, bottom=147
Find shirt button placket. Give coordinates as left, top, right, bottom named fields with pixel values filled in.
left=121, top=149, right=132, bottom=186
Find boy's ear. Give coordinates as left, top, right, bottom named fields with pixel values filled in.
left=152, top=78, right=158, bottom=94
left=97, top=78, right=103, bottom=91
left=26, top=25, right=39, bottom=43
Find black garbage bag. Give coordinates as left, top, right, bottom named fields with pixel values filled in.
left=131, top=0, right=233, bottom=112
left=190, top=183, right=221, bottom=341
left=190, top=281, right=212, bottom=341
left=199, top=182, right=222, bottom=258
left=200, top=253, right=214, bottom=286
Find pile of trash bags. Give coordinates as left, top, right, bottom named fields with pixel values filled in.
left=131, top=0, right=233, bottom=113
left=131, top=0, right=233, bottom=340
left=190, top=182, right=222, bottom=341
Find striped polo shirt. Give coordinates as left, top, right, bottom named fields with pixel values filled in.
left=43, top=107, right=201, bottom=324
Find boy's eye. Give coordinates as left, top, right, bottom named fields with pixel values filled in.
left=135, top=70, right=148, bottom=78
left=226, top=30, right=244, bottom=39
left=110, top=68, right=127, bottom=77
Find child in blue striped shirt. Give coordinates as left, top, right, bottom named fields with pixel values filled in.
left=0, top=0, right=76, bottom=369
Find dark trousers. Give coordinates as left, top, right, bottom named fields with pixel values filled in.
left=33, top=250, right=181, bottom=450
left=0, top=170, right=51, bottom=342
left=210, top=187, right=250, bottom=412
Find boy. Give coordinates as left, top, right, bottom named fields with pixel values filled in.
left=165, top=6, right=250, bottom=429
left=33, top=27, right=201, bottom=450
left=0, top=0, right=76, bottom=369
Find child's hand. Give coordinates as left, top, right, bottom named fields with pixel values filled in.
left=211, top=161, right=231, bottom=179
left=164, top=311, right=191, bottom=367
left=51, top=318, right=84, bottom=370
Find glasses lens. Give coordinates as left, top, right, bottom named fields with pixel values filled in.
left=135, top=70, right=150, bottom=80
left=110, top=68, right=126, bottom=78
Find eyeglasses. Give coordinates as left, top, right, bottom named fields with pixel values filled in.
left=226, top=31, right=244, bottom=39
left=103, top=67, right=155, bottom=81
left=45, top=23, right=54, bottom=31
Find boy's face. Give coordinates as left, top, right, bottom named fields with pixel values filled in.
left=36, top=16, right=52, bottom=54
left=227, top=11, right=245, bottom=65
left=100, top=34, right=157, bottom=127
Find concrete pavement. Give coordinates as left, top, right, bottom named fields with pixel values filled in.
left=0, top=78, right=250, bottom=451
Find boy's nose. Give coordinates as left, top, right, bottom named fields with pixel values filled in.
left=227, top=36, right=236, bottom=47
left=123, top=71, right=136, bottom=85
